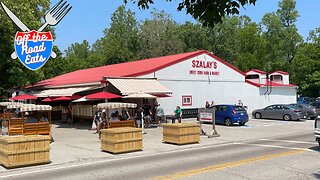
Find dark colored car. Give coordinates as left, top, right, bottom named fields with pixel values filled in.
left=252, top=104, right=307, bottom=121
left=297, top=97, right=311, bottom=104
left=208, top=105, right=249, bottom=126
left=310, top=101, right=320, bottom=115
left=290, top=103, right=319, bottom=119
left=314, top=115, right=320, bottom=146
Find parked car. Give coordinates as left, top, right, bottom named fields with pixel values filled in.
left=314, top=115, right=320, bottom=146
left=297, top=97, right=311, bottom=104
left=252, top=104, right=307, bottom=121
left=208, top=105, right=249, bottom=126
left=310, top=101, right=320, bottom=109
left=289, top=103, right=319, bottom=119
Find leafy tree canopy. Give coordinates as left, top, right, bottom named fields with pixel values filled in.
left=124, top=0, right=257, bottom=26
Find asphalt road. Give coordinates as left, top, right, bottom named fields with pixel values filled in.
left=0, top=119, right=319, bottom=180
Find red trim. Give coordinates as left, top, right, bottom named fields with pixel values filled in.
left=245, top=69, right=267, bottom=74
left=245, top=80, right=261, bottom=87
left=182, top=95, right=192, bottom=106
left=270, top=70, right=289, bottom=75
left=206, top=52, right=247, bottom=76
left=245, top=79, right=297, bottom=88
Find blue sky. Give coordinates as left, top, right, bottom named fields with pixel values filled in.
left=51, top=0, right=320, bottom=52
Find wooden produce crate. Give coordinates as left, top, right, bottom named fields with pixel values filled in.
left=0, top=135, right=50, bottom=168
left=162, top=123, right=200, bottom=145
left=100, top=127, right=142, bottom=154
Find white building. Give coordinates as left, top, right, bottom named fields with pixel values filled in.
left=28, top=50, right=297, bottom=115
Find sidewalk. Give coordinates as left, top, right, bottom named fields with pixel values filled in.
left=0, top=118, right=314, bottom=173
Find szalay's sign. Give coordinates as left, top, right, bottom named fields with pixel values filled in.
left=1, top=0, right=72, bottom=71
left=15, top=31, right=53, bottom=70
left=189, top=59, right=220, bottom=76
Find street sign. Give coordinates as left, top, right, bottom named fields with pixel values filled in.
left=198, top=108, right=219, bottom=138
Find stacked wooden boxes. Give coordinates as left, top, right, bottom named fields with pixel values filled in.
left=162, top=123, right=200, bottom=145
left=0, top=135, right=50, bottom=168
left=100, top=127, right=142, bottom=154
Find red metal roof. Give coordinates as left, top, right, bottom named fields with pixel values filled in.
left=245, top=80, right=296, bottom=88
left=270, top=70, right=289, bottom=75
left=245, top=69, right=267, bottom=74
left=33, top=50, right=246, bottom=88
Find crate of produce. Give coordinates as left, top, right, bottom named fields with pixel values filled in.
left=100, top=127, right=142, bottom=154
left=162, top=123, right=200, bottom=145
left=0, top=135, right=50, bottom=168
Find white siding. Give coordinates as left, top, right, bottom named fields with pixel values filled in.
left=139, top=53, right=297, bottom=115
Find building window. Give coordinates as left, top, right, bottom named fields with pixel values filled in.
left=245, top=74, right=260, bottom=80
left=182, top=96, right=192, bottom=106
left=270, top=75, right=283, bottom=83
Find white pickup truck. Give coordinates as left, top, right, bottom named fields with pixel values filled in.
left=315, top=115, right=320, bottom=146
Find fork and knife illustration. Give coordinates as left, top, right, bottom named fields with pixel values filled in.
left=0, top=0, right=72, bottom=59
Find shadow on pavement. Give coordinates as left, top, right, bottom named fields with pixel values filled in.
left=52, top=120, right=92, bottom=130
left=309, top=146, right=320, bottom=152
left=313, top=172, right=320, bottom=179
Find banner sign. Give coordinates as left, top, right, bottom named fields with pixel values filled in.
left=1, top=0, right=72, bottom=71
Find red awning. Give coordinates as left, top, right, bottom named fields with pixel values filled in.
left=42, top=97, right=53, bottom=102
left=86, top=92, right=121, bottom=100
left=53, top=96, right=72, bottom=101
left=10, top=94, right=37, bottom=100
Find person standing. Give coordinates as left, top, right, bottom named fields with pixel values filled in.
left=210, top=101, right=215, bottom=108
left=205, top=101, right=210, bottom=109
left=156, top=104, right=164, bottom=127
left=136, top=107, right=143, bottom=128
left=143, top=105, right=152, bottom=127
left=173, top=106, right=182, bottom=123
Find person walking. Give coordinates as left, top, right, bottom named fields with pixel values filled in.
left=173, top=106, right=182, bottom=123
left=156, top=104, right=164, bottom=127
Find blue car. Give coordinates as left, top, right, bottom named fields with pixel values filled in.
left=210, top=105, right=249, bottom=126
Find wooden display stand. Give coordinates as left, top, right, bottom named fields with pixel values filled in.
left=100, top=127, right=142, bottom=154
left=162, top=123, right=200, bottom=145
left=0, top=135, right=51, bottom=168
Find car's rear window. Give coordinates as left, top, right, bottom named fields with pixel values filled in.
left=311, top=103, right=320, bottom=108
left=234, top=106, right=246, bottom=112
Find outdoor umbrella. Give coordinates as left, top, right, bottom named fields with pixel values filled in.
left=10, top=94, right=37, bottom=101
left=52, top=96, right=72, bottom=101
left=42, top=97, right=53, bottom=102
left=123, top=92, right=156, bottom=99
left=86, top=92, right=121, bottom=100
left=69, top=95, right=82, bottom=100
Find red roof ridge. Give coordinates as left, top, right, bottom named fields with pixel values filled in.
left=270, top=70, right=289, bottom=75
left=245, top=69, right=267, bottom=74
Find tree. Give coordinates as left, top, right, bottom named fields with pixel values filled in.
left=92, top=6, right=139, bottom=65
left=261, top=0, right=302, bottom=71
left=63, top=40, right=93, bottom=72
left=138, top=10, right=185, bottom=59
left=291, top=28, right=320, bottom=97
left=124, top=0, right=257, bottom=26
left=179, top=21, right=211, bottom=52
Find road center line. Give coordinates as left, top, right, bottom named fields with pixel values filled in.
left=152, top=150, right=305, bottom=180
left=258, top=138, right=318, bottom=145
